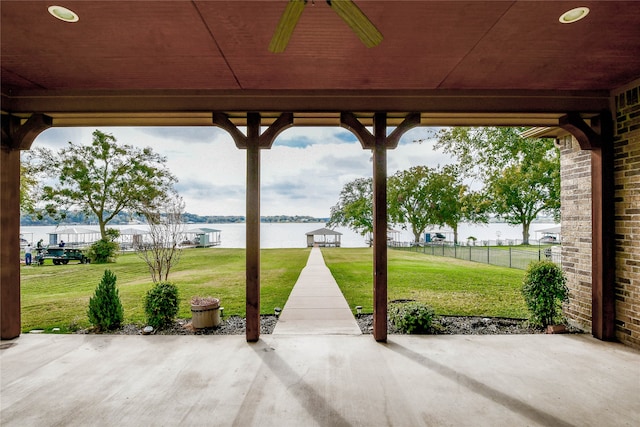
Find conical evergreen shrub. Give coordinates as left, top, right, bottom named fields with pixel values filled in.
left=87, top=269, right=124, bottom=331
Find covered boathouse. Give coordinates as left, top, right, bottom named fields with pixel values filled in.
left=306, top=228, right=342, bottom=247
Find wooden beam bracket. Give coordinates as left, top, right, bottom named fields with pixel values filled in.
left=340, top=112, right=375, bottom=149
left=1, top=113, right=52, bottom=150
left=212, top=112, right=249, bottom=148
left=341, top=112, right=421, bottom=149
left=558, top=112, right=601, bottom=150
left=212, top=112, right=294, bottom=149
left=386, top=112, right=421, bottom=148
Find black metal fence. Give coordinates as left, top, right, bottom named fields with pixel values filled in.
left=392, top=243, right=561, bottom=270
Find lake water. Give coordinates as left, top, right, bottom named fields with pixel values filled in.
left=20, top=222, right=559, bottom=248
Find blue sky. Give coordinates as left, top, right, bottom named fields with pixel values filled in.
left=32, top=126, right=451, bottom=218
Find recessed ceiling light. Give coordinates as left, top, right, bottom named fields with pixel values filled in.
left=559, top=7, right=590, bottom=24
left=48, top=5, right=79, bottom=23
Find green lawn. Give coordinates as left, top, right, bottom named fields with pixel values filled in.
left=20, top=246, right=529, bottom=333
left=20, top=248, right=309, bottom=332
left=321, top=247, right=529, bottom=318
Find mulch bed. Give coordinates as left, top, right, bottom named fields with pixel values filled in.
left=83, top=314, right=582, bottom=336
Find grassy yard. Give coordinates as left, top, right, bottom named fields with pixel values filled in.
left=20, top=246, right=530, bottom=333
left=20, top=248, right=309, bottom=333
left=321, top=247, right=529, bottom=318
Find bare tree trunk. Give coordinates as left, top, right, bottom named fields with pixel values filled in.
left=522, top=222, right=530, bottom=245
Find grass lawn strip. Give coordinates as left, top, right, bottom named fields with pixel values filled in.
left=21, top=247, right=529, bottom=333
left=321, top=247, right=528, bottom=319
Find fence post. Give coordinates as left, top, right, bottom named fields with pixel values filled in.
left=487, top=246, right=490, bottom=264
left=509, top=247, right=512, bottom=268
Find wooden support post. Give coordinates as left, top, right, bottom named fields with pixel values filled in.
left=559, top=111, right=616, bottom=341
left=372, top=113, right=388, bottom=342
left=0, top=114, right=52, bottom=339
left=245, top=113, right=261, bottom=342
left=340, top=112, right=420, bottom=342
left=1, top=146, right=22, bottom=339
left=213, top=112, right=292, bottom=342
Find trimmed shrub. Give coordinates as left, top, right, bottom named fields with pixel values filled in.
left=389, top=301, right=435, bottom=334
left=88, top=238, right=119, bottom=263
left=522, top=260, right=569, bottom=327
left=87, top=269, right=124, bottom=331
left=144, top=282, right=180, bottom=329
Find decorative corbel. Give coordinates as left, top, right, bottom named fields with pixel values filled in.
left=386, top=112, right=421, bottom=149
left=1, top=113, right=52, bottom=150
left=340, top=112, right=375, bottom=149
left=212, top=112, right=294, bottom=149
left=340, top=112, right=421, bottom=149
left=558, top=112, right=601, bottom=150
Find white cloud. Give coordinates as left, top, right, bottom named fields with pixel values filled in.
left=32, top=126, right=451, bottom=218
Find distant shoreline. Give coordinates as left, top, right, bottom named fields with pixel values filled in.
left=20, top=213, right=329, bottom=227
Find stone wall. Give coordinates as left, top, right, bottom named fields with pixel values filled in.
left=613, top=81, right=640, bottom=348
left=559, top=135, right=593, bottom=331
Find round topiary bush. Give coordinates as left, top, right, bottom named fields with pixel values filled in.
left=144, top=282, right=180, bottom=329
left=522, top=260, right=569, bottom=327
left=389, top=301, right=435, bottom=334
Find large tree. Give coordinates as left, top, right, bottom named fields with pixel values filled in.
left=388, top=165, right=488, bottom=244
left=487, top=156, right=560, bottom=244
left=425, top=165, right=489, bottom=245
left=28, top=130, right=177, bottom=239
left=388, top=166, right=436, bottom=243
left=327, top=177, right=373, bottom=239
left=435, top=127, right=560, bottom=244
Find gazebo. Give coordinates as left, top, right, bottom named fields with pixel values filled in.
left=306, top=228, right=342, bottom=248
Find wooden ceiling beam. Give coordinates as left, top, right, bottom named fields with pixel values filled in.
left=2, top=90, right=611, bottom=127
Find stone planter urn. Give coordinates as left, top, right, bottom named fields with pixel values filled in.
left=190, top=296, right=221, bottom=329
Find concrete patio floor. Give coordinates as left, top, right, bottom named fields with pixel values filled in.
left=1, top=333, right=639, bottom=426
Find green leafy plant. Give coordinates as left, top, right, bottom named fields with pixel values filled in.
left=522, top=260, right=569, bottom=327
left=87, top=228, right=120, bottom=263
left=389, top=301, right=435, bottom=334
left=144, top=282, right=180, bottom=329
left=88, top=238, right=119, bottom=263
left=87, top=269, right=124, bottom=331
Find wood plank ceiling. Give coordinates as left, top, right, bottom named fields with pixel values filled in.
left=2, top=1, right=640, bottom=126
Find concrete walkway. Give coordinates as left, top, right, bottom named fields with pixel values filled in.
left=272, top=246, right=361, bottom=335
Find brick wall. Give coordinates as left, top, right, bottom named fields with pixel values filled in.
left=613, top=82, right=640, bottom=348
left=560, top=80, right=640, bottom=349
left=560, top=135, right=593, bottom=331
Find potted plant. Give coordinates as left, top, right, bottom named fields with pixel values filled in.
left=521, top=260, right=569, bottom=333
left=190, top=296, right=221, bottom=329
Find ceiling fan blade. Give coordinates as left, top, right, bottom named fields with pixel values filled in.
left=329, top=0, right=383, bottom=48
left=269, top=0, right=307, bottom=53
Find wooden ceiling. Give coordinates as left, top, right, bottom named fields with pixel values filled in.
left=2, top=1, right=640, bottom=127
